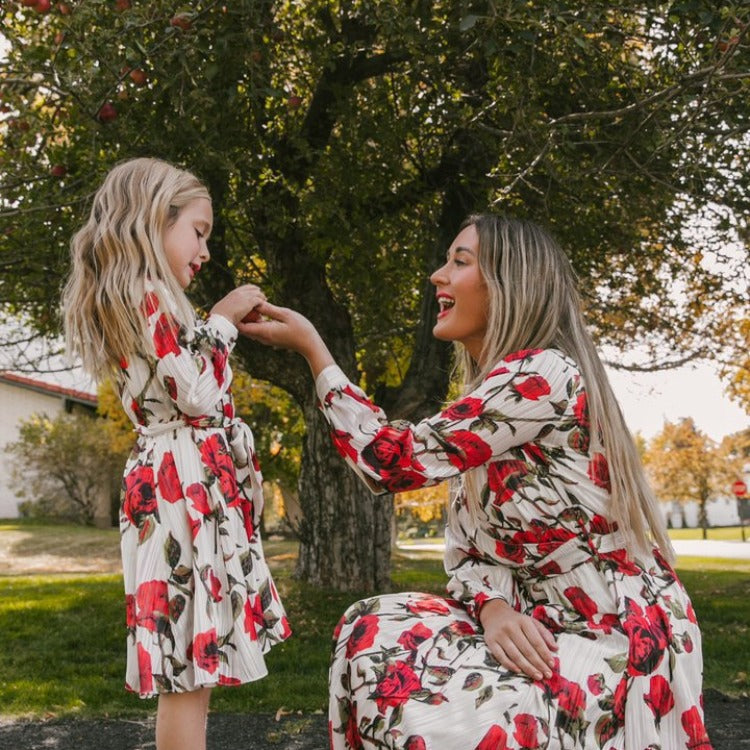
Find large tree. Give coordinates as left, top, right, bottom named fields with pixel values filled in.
left=1, top=0, right=748, bottom=589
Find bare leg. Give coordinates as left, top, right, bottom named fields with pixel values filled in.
left=156, top=687, right=212, bottom=750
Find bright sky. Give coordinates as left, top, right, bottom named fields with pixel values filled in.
left=607, top=362, right=747, bottom=442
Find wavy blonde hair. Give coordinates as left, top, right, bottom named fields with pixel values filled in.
left=62, top=157, right=210, bottom=379
left=452, top=214, right=672, bottom=561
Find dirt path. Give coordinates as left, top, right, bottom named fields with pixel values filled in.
left=1, top=689, right=748, bottom=750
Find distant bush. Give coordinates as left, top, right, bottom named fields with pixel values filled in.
left=6, top=412, right=126, bottom=525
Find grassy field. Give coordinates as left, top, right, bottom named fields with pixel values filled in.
left=0, top=521, right=748, bottom=718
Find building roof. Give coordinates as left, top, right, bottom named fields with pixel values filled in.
left=0, top=371, right=98, bottom=406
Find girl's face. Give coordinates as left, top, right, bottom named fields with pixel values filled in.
left=429, top=223, right=490, bottom=362
left=163, top=197, right=213, bottom=289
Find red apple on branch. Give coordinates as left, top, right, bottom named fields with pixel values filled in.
left=97, top=102, right=117, bottom=123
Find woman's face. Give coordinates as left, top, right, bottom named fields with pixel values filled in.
left=162, top=197, right=212, bottom=289
left=429, top=223, right=490, bottom=362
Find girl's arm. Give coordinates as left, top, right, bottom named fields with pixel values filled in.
left=143, top=284, right=265, bottom=416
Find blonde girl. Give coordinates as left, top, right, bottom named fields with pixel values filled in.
left=243, top=214, right=711, bottom=750
left=63, top=157, right=290, bottom=750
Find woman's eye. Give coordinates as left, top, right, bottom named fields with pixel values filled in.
left=196, top=229, right=204, bottom=239
left=453, top=258, right=465, bottom=266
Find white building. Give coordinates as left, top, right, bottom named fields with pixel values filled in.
left=0, top=371, right=97, bottom=519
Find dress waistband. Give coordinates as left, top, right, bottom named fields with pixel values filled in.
left=135, top=415, right=231, bottom=438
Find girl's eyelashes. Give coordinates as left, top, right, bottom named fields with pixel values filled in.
left=196, top=229, right=204, bottom=239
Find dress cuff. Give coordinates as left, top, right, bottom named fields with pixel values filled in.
left=205, top=313, right=238, bottom=342
left=315, top=364, right=349, bottom=402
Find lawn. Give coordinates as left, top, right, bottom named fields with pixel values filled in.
left=0, top=521, right=747, bottom=718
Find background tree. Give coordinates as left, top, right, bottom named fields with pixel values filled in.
left=1, top=1, right=748, bottom=590
left=644, top=417, right=739, bottom=537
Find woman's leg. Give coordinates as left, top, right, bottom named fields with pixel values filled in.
left=156, top=687, right=212, bottom=750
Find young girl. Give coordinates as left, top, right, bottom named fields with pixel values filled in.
left=62, top=157, right=290, bottom=750
left=244, top=215, right=712, bottom=750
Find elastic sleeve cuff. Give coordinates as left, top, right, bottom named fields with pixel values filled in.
left=315, top=364, right=349, bottom=402
left=205, top=313, right=238, bottom=342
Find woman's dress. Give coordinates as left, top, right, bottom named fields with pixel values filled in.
left=318, top=348, right=711, bottom=750
left=117, top=286, right=290, bottom=697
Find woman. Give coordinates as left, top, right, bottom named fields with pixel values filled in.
left=244, top=215, right=712, bottom=750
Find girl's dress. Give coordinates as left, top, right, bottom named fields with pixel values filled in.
left=318, top=348, right=712, bottom=750
left=118, top=284, right=290, bottom=696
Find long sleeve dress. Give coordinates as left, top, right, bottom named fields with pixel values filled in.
left=117, top=285, right=290, bottom=697
left=318, top=348, right=712, bottom=750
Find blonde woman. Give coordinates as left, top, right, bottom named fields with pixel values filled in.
left=244, top=215, right=712, bottom=750
left=62, top=157, right=290, bottom=750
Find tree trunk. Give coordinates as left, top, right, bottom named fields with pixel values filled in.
left=296, top=398, right=392, bottom=591
left=699, top=496, right=708, bottom=540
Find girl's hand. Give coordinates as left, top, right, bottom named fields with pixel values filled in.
left=238, top=301, right=335, bottom=377
left=210, top=285, right=266, bottom=326
left=479, top=599, right=558, bottom=681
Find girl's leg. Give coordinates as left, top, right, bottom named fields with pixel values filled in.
left=156, top=687, right=212, bottom=750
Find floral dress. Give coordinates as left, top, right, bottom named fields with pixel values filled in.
left=318, top=348, right=712, bottom=750
left=117, top=284, right=290, bottom=697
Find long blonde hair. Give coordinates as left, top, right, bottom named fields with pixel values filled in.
left=452, top=214, right=672, bottom=561
left=62, top=157, right=210, bottom=379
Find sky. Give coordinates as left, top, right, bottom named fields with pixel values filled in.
left=607, top=361, right=747, bottom=442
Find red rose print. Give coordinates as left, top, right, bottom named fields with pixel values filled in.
left=153, top=312, right=182, bottom=358
left=504, top=348, right=542, bottom=362
left=135, top=579, right=169, bottom=633
left=397, top=622, right=433, bottom=652
left=441, top=397, right=484, bottom=421
left=405, top=596, right=451, bottom=616
left=279, top=616, right=292, bottom=639
left=485, top=365, right=510, bottom=379
left=590, top=514, right=615, bottom=534
left=515, top=523, right=576, bottom=556
left=474, top=724, right=509, bottom=750
left=199, top=433, right=240, bottom=505
left=683, top=633, right=694, bottom=653
left=212, top=344, right=228, bottom=387
left=202, top=567, right=223, bottom=602
left=137, top=642, right=153, bottom=694
left=565, top=586, right=599, bottom=620
left=130, top=398, right=145, bottom=425
left=488, top=460, right=529, bottom=505
left=587, top=673, right=604, bottom=696
left=141, top=291, right=159, bottom=317
left=157, top=452, right=183, bottom=503
left=494, top=538, right=526, bottom=564
left=448, top=620, right=476, bottom=636
left=342, top=384, right=381, bottom=412
left=613, top=676, right=628, bottom=724
left=644, top=674, right=675, bottom=724
left=567, top=427, right=590, bottom=454
left=192, top=628, right=220, bottom=674
left=531, top=605, right=564, bottom=635
left=332, top=429, right=359, bottom=463
left=522, top=442, right=548, bottom=465
left=223, top=401, right=234, bottom=419
left=548, top=667, right=586, bottom=721
left=599, top=548, right=641, bottom=576
left=243, top=595, right=263, bottom=639
left=362, top=426, right=423, bottom=474
left=681, top=706, right=711, bottom=750
left=186, top=482, right=212, bottom=516
left=572, top=391, right=588, bottom=426
left=373, top=660, right=423, bottom=713
left=380, top=468, right=428, bottom=493
left=123, top=465, right=157, bottom=524
left=218, top=675, right=241, bottom=686
left=445, top=430, right=492, bottom=470
left=346, top=614, right=380, bottom=658
left=587, top=453, right=611, bottom=492
left=164, top=375, right=178, bottom=401
left=119, top=355, right=129, bottom=370
left=404, top=736, right=427, bottom=750
left=513, top=713, right=539, bottom=749
left=622, top=599, right=670, bottom=676
left=125, top=594, right=136, bottom=629
left=343, top=700, right=363, bottom=750
left=513, top=375, right=551, bottom=401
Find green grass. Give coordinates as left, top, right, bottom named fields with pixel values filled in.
left=0, top=524, right=748, bottom=718
left=668, top=525, right=749, bottom=542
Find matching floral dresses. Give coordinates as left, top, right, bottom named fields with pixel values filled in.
left=316, top=349, right=712, bottom=750
left=117, top=285, right=290, bottom=696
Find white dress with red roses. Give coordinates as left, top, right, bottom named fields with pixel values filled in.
left=117, top=284, right=290, bottom=697
left=319, top=349, right=712, bottom=750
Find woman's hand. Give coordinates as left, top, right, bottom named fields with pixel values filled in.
left=238, top=301, right=335, bottom=377
left=479, top=599, right=558, bottom=681
left=210, top=284, right=266, bottom=326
